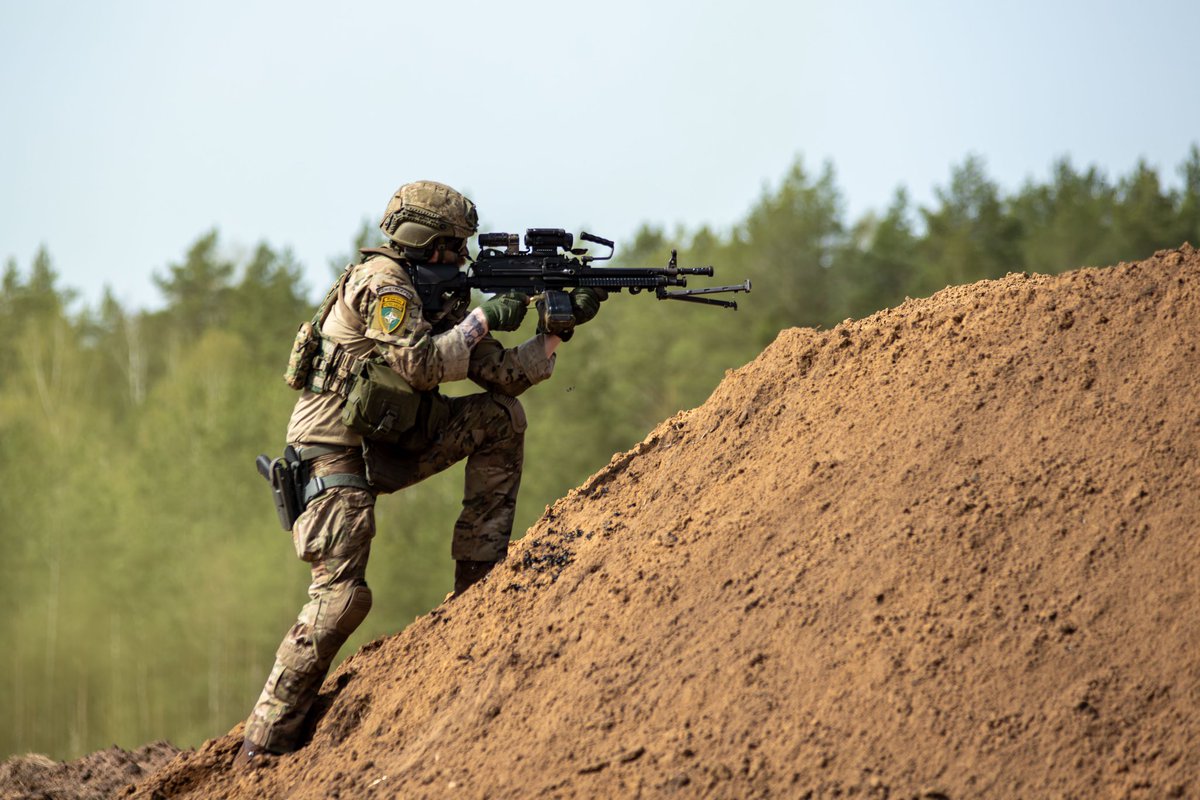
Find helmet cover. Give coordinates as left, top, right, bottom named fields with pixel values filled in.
left=379, top=181, right=479, bottom=248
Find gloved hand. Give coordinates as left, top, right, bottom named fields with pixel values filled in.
left=478, top=292, right=529, bottom=332
left=569, top=286, right=608, bottom=326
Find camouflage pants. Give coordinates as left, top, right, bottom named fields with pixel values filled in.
left=244, top=391, right=525, bottom=752
left=364, top=390, right=527, bottom=562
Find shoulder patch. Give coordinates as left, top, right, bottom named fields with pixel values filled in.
left=375, top=284, right=414, bottom=299
left=375, top=294, right=408, bottom=334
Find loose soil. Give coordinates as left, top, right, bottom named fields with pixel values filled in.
left=0, top=742, right=178, bottom=800
left=11, top=245, right=1200, bottom=799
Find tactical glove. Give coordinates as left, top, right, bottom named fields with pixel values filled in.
left=479, top=292, right=529, bottom=332
left=569, top=287, right=608, bottom=326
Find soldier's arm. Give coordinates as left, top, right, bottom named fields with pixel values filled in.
left=353, top=267, right=473, bottom=391
left=467, top=333, right=557, bottom=397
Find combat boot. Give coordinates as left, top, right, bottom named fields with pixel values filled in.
left=454, top=559, right=497, bottom=594
left=232, top=739, right=277, bottom=771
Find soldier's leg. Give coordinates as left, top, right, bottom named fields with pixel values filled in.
left=362, top=391, right=526, bottom=566
left=450, top=393, right=525, bottom=564
left=243, top=478, right=375, bottom=754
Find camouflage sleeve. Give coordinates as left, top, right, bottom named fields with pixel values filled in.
left=352, top=262, right=471, bottom=390
left=467, top=333, right=557, bottom=397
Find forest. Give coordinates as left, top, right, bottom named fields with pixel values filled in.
left=3, top=150, right=1199, bottom=760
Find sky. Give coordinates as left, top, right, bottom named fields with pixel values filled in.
left=3, top=0, right=1199, bottom=309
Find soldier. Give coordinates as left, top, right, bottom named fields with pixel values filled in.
left=235, top=181, right=606, bottom=766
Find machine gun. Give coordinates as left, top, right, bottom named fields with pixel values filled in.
left=409, top=228, right=750, bottom=333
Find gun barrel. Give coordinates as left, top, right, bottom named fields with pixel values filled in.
left=678, top=267, right=714, bottom=276
left=256, top=454, right=272, bottom=480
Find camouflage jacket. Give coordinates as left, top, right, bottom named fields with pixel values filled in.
left=286, top=252, right=555, bottom=446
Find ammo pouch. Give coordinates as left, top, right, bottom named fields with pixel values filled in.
left=284, top=322, right=320, bottom=390
left=359, top=393, right=452, bottom=494
left=340, top=360, right=424, bottom=444
left=284, top=263, right=352, bottom=394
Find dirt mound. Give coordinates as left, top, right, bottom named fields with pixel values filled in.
left=126, top=246, right=1199, bottom=798
left=0, top=741, right=179, bottom=800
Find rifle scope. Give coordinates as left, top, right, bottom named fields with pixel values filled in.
left=524, top=228, right=574, bottom=254
left=478, top=232, right=519, bottom=250
left=478, top=228, right=575, bottom=255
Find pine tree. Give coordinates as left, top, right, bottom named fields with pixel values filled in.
left=919, top=155, right=1022, bottom=293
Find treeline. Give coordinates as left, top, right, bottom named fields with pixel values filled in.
left=3, top=151, right=1198, bottom=760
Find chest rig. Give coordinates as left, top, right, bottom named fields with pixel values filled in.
left=283, top=251, right=451, bottom=445
left=283, top=263, right=356, bottom=397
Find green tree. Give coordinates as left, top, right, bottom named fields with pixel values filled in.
left=1112, top=159, right=1177, bottom=262
left=918, top=155, right=1021, bottom=294
left=152, top=230, right=235, bottom=333
left=737, top=158, right=845, bottom=333
left=837, top=188, right=920, bottom=318
left=1175, top=145, right=1200, bottom=247
left=1010, top=158, right=1118, bottom=274
left=228, top=242, right=310, bottom=363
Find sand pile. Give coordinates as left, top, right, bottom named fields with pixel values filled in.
left=39, top=245, right=1200, bottom=797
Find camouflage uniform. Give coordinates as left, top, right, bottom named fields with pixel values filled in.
left=244, top=248, right=554, bottom=753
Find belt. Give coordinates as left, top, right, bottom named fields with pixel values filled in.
left=303, top=473, right=371, bottom=504
left=289, top=444, right=371, bottom=502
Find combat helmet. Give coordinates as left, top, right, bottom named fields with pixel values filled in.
left=379, top=181, right=479, bottom=250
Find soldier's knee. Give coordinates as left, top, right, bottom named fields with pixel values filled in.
left=334, top=584, right=373, bottom=637
left=488, top=393, right=527, bottom=435
left=311, top=582, right=372, bottom=662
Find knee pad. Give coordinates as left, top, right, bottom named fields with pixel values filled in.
left=489, top=393, right=528, bottom=434
left=335, top=584, right=373, bottom=637
left=312, top=583, right=373, bottom=662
